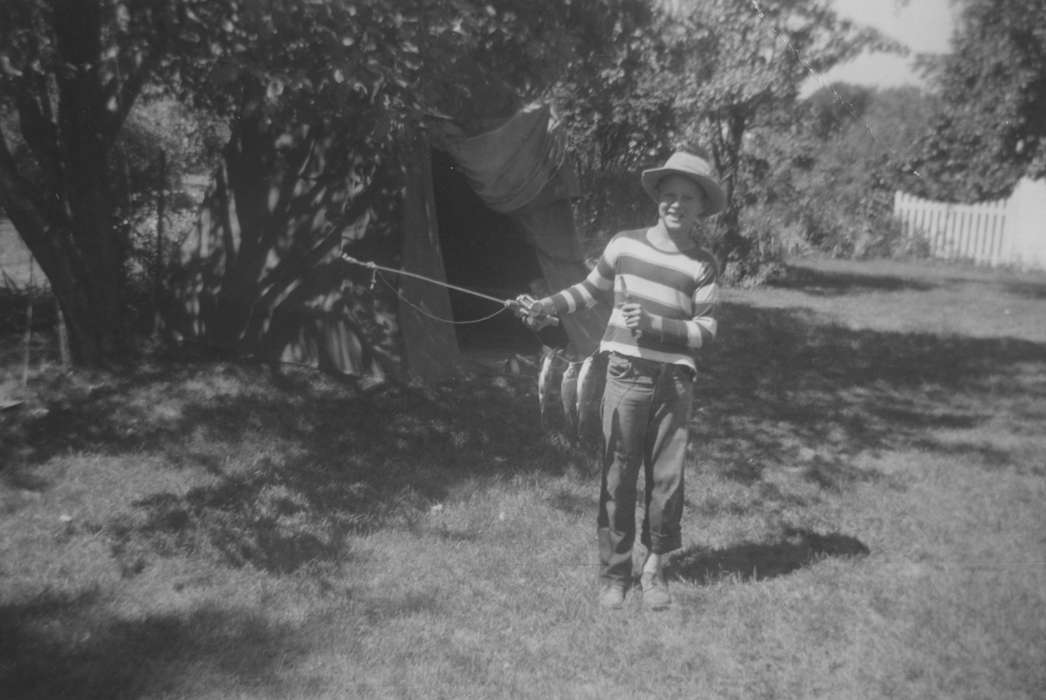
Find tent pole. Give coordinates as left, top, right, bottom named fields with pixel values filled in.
left=22, top=255, right=34, bottom=386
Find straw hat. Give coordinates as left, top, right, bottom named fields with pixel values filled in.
left=640, top=151, right=726, bottom=217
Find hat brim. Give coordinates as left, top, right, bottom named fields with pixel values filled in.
left=641, top=167, right=726, bottom=217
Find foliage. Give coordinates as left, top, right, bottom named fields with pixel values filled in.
left=556, top=0, right=896, bottom=273
left=672, top=0, right=895, bottom=263
left=913, top=0, right=1046, bottom=201
left=170, top=0, right=650, bottom=150
left=0, top=0, right=657, bottom=366
left=114, top=96, right=225, bottom=295
left=159, top=0, right=655, bottom=364
left=0, top=0, right=929, bottom=365
left=0, top=0, right=185, bottom=365
left=550, top=0, right=671, bottom=173
left=548, top=1, right=672, bottom=248
left=761, top=84, right=938, bottom=259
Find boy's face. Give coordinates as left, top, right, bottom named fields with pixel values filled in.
left=657, top=175, right=706, bottom=233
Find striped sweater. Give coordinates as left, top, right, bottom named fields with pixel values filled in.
left=548, top=228, right=719, bottom=370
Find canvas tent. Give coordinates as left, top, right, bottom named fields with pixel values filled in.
left=393, top=103, right=608, bottom=382
left=177, top=100, right=608, bottom=386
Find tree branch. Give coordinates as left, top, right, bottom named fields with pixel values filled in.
left=101, top=46, right=163, bottom=154
left=12, top=87, right=63, bottom=184
left=267, top=131, right=320, bottom=243
left=0, top=129, right=68, bottom=233
left=0, top=131, right=82, bottom=295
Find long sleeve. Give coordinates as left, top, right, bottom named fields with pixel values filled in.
left=650, top=263, right=718, bottom=349
left=547, top=230, right=718, bottom=370
left=547, top=256, right=614, bottom=314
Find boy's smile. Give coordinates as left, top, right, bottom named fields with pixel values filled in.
left=657, top=175, right=706, bottom=233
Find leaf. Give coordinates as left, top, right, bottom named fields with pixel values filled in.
left=0, top=54, right=23, bottom=78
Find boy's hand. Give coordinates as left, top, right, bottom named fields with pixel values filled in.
left=514, top=296, right=558, bottom=329
left=620, top=302, right=652, bottom=333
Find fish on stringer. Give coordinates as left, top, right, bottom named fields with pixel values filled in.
left=537, top=346, right=605, bottom=451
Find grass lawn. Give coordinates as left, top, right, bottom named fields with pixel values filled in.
left=1, top=257, right=1045, bottom=699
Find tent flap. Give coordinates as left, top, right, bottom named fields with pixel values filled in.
left=514, top=198, right=608, bottom=358
left=437, top=104, right=572, bottom=213
left=438, top=103, right=604, bottom=358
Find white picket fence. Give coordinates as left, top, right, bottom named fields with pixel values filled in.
left=894, top=178, right=1046, bottom=270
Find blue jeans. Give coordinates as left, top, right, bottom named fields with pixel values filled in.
left=598, top=353, right=694, bottom=583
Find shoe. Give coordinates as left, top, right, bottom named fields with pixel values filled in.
left=598, top=581, right=627, bottom=609
left=640, top=570, right=671, bottom=610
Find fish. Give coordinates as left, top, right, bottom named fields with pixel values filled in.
left=537, top=348, right=562, bottom=430
left=538, top=349, right=606, bottom=446
left=575, top=352, right=606, bottom=449
left=560, top=360, right=581, bottom=437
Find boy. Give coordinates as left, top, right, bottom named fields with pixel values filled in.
left=525, top=150, right=723, bottom=610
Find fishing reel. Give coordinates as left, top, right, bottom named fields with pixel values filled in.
left=513, top=295, right=567, bottom=349
left=512, top=295, right=559, bottom=328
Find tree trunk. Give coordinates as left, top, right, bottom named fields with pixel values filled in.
left=199, top=103, right=347, bottom=358
left=0, top=0, right=132, bottom=368
left=0, top=145, right=128, bottom=367
left=707, top=110, right=751, bottom=263
left=199, top=97, right=283, bottom=356
left=65, top=176, right=128, bottom=365
left=154, top=151, right=167, bottom=338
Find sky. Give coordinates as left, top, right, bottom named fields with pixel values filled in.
left=802, top=0, right=958, bottom=93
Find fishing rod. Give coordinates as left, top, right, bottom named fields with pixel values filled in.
left=340, top=252, right=558, bottom=325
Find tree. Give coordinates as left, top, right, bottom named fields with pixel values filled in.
left=164, top=1, right=445, bottom=358
left=545, top=1, right=671, bottom=239
left=549, top=0, right=896, bottom=266
left=763, top=84, right=937, bottom=257
left=0, top=0, right=179, bottom=365
left=668, top=0, right=895, bottom=263
left=163, top=0, right=654, bottom=361
left=0, top=0, right=646, bottom=366
left=913, top=0, right=1046, bottom=201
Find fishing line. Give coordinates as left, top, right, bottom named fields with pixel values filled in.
left=374, top=271, right=508, bottom=326
left=342, top=254, right=516, bottom=307
left=342, top=252, right=556, bottom=327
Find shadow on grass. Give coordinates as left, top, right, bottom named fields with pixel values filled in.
left=0, top=593, right=306, bottom=700
left=2, top=268, right=1044, bottom=579
left=1004, top=279, right=1046, bottom=300
left=547, top=490, right=597, bottom=517
left=1, top=361, right=578, bottom=575
left=668, top=528, right=870, bottom=585
left=766, top=263, right=935, bottom=295
left=696, top=301, right=1046, bottom=491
